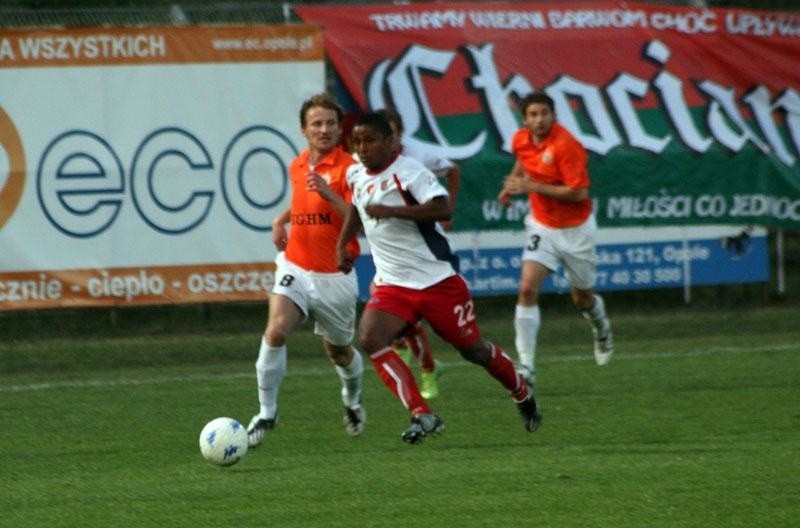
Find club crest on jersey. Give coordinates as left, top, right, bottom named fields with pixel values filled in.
left=542, top=149, right=554, bottom=164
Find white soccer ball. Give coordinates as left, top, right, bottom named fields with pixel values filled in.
left=199, top=417, right=248, bottom=467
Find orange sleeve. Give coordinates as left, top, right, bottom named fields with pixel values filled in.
left=556, top=135, right=589, bottom=189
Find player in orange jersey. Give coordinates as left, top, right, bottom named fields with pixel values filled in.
left=498, top=91, right=614, bottom=387
left=246, top=93, right=365, bottom=447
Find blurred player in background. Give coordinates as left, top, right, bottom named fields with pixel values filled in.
left=374, top=107, right=461, bottom=400
left=498, top=91, right=614, bottom=386
left=337, top=112, right=541, bottom=444
left=247, top=93, right=365, bottom=447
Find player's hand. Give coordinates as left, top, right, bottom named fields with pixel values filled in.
left=502, top=174, right=532, bottom=195
left=439, top=219, right=453, bottom=231
left=497, top=189, right=512, bottom=206
left=336, top=247, right=354, bottom=274
left=272, top=223, right=288, bottom=251
left=306, top=172, right=335, bottom=201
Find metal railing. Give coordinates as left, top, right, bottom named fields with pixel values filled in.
left=3, top=1, right=787, bottom=30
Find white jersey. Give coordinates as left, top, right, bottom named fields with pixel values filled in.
left=401, top=141, right=455, bottom=179
left=347, top=154, right=459, bottom=290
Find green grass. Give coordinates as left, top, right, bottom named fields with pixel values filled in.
left=1, top=297, right=799, bottom=528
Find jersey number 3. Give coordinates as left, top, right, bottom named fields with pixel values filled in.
left=526, top=234, right=541, bottom=251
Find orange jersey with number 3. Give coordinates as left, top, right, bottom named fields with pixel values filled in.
left=512, top=123, right=592, bottom=228
left=284, top=147, right=359, bottom=272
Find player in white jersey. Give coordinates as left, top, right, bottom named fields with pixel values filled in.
left=336, top=112, right=541, bottom=444
left=351, top=152, right=457, bottom=289
left=375, top=107, right=460, bottom=399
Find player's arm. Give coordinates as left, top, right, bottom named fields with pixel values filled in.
left=498, top=161, right=526, bottom=205
left=306, top=172, right=350, bottom=219
left=440, top=164, right=461, bottom=230
left=365, top=195, right=451, bottom=223
left=502, top=161, right=588, bottom=202
left=518, top=178, right=588, bottom=202
left=271, top=208, right=291, bottom=251
left=336, top=204, right=363, bottom=274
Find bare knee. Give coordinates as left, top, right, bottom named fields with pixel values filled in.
left=358, top=311, right=407, bottom=355
left=518, top=283, right=540, bottom=305
left=264, top=319, right=290, bottom=347
left=358, top=326, right=386, bottom=355
left=324, top=343, right=353, bottom=367
left=571, top=289, right=595, bottom=311
left=456, top=339, right=491, bottom=366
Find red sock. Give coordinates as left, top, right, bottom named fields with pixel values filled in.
left=406, top=323, right=435, bottom=372
left=484, top=343, right=529, bottom=402
left=369, top=347, right=431, bottom=415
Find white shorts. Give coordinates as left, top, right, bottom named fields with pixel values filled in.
left=521, top=214, right=598, bottom=290
left=272, top=253, right=358, bottom=346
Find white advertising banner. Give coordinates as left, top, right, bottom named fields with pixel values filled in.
left=0, top=25, right=324, bottom=309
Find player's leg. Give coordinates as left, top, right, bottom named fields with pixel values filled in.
left=392, top=336, right=412, bottom=365
left=515, top=260, right=550, bottom=384
left=561, top=217, right=613, bottom=366
left=407, top=322, right=435, bottom=370
left=314, top=271, right=366, bottom=436
left=405, top=322, right=442, bottom=399
left=249, top=293, right=304, bottom=447
left=457, top=337, right=542, bottom=432
left=360, top=286, right=442, bottom=444
left=424, top=275, right=541, bottom=432
left=248, top=256, right=310, bottom=447
left=572, top=286, right=613, bottom=365
left=359, top=308, right=430, bottom=416
left=516, top=218, right=558, bottom=385
left=323, top=341, right=366, bottom=436
left=376, top=280, right=411, bottom=364
left=457, top=338, right=530, bottom=401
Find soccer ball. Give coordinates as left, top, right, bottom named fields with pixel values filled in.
left=199, top=417, right=248, bottom=467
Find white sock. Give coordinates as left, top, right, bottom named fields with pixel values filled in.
left=582, top=294, right=608, bottom=331
left=335, top=348, right=363, bottom=409
left=255, top=338, right=286, bottom=420
left=514, top=304, right=540, bottom=372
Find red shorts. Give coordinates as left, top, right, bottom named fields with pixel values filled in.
left=366, top=275, right=481, bottom=347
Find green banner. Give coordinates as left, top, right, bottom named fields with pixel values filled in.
left=447, top=110, right=800, bottom=230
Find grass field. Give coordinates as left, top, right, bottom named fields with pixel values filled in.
left=1, top=295, right=799, bottom=528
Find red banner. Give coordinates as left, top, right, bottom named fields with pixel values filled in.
left=297, top=1, right=800, bottom=229
left=297, top=1, right=800, bottom=111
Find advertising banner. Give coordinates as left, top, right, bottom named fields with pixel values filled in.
left=296, top=2, right=800, bottom=230
left=354, top=225, right=769, bottom=300
left=0, top=25, right=324, bottom=310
